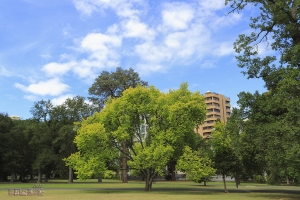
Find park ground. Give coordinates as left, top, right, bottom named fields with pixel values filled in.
left=0, top=179, right=300, bottom=200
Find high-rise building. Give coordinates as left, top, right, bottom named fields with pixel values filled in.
left=10, top=115, right=21, bottom=120
left=196, top=91, right=231, bottom=138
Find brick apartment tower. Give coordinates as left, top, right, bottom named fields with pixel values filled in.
left=196, top=91, right=231, bottom=138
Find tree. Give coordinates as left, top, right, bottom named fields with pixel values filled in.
left=51, top=96, right=95, bottom=183
left=88, top=67, right=148, bottom=183
left=211, top=121, right=240, bottom=193
left=226, top=0, right=300, bottom=82
left=237, top=91, right=300, bottom=184
left=226, top=0, right=300, bottom=184
left=0, top=113, right=14, bottom=181
left=64, top=119, right=117, bottom=181
left=164, top=84, right=207, bottom=181
left=177, top=146, right=215, bottom=185
left=88, top=67, right=148, bottom=110
left=30, top=100, right=57, bottom=183
left=68, top=83, right=207, bottom=191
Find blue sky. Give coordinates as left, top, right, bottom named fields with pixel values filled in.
left=0, top=0, right=268, bottom=119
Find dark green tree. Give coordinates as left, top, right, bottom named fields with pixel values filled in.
left=52, top=96, right=94, bottom=183
left=226, top=0, right=300, bottom=82
left=30, top=100, right=57, bottom=183
left=0, top=113, right=14, bottom=181
left=211, top=121, right=240, bottom=193
left=88, top=67, right=148, bottom=110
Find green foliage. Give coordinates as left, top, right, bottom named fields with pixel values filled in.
left=70, top=83, right=207, bottom=191
left=254, top=175, right=266, bottom=183
left=177, top=146, right=215, bottom=183
left=226, top=0, right=300, bottom=81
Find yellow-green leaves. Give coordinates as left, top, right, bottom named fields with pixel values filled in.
left=177, top=146, right=215, bottom=182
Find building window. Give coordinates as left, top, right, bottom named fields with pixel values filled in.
left=203, top=126, right=213, bottom=130
left=225, top=101, right=230, bottom=104
left=205, top=97, right=212, bottom=101
left=214, top=109, right=220, bottom=113
left=226, top=112, right=231, bottom=116
left=215, top=115, right=220, bottom=118
left=213, top=97, right=219, bottom=101
left=214, top=103, right=220, bottom=107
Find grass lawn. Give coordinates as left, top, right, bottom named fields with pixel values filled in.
left=0, top=179, right=299, bottom=200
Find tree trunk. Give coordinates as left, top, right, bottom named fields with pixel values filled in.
left=145, top=169, right=157, bottom=191
left=287, top=177, right=290, bottom=185
left=10, top=171, right=15, bottom=183
left=222, top=174, right=228, bottom=193
left=145, top=169, right=153, bottom=191
left=68, top=167, right=73, bottom=183
left=170, top=161, right=176, bottom=181
left=98, top=176, right=102, bottom=183
left=121, top=142, right=128, bottom=183
left=44, top=176, right=48, bottom=182
left=204, top=180, right=207, bottom=186
left=37, top=168, right=42, bottom=183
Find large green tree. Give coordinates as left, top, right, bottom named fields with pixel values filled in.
left=237, top=91, right=300, bottom=184
left=226, top=0, right=300, bottom=184
left=67, top=83, right=207, bottom=191
left=88, top=67, right=148, bottom=182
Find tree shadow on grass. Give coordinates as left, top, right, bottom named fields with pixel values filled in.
left=80, top=187, right=300, bottom=199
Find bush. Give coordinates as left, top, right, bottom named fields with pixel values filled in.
left=254, top=175, right=266, bottom=183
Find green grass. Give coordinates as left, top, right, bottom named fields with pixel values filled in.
left=0, top=179, right=299, bottom=200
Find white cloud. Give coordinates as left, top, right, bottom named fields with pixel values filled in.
left=42, top=62, right=76, bottom=76
left=38, top=0, right=244, bottom=79
left=14, top=78, right=70, bottom=96
left=121, top=18, right=155, bottom=40
left=81, top=33, right=121, bottom=52
left=72, top=0, right=143, bottom=19
left=162, top=2, right=194, bottom=31
left=51, top=94, right=74, bottom=105
left=72, top=0, right=99, bottom=16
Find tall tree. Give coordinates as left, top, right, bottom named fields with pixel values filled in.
left=52, top=96, right=94, bottom=183
left=30, top=100, right=57, bottom=183
left=0, top=113, right=14, bottom=181
left=211, top=121, right=240, bottom=193
left=88, top=67, right=148, bottom=110
left=226, top=0, right=300, bottom=184
left=88, top=67, right=148, bottom=183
